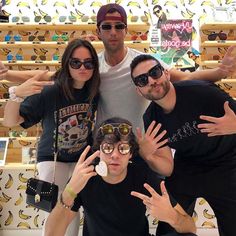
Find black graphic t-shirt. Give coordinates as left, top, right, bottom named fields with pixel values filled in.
left=143, top=80, right=236, bottom=162
left=20, top=84, right=98, bottom=162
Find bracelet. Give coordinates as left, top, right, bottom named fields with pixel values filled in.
left=59, top=193, right=73, bottom=210
left=8, top=86, right=24, bottom=103
left=65, top=185, right=77, bottom=199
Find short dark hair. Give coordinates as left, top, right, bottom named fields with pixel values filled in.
left=93, top=117, right=139, bottom=156
left=130, top=54, right=161, bottom=79
left=53, top=39, right=100, bottom=103
left=153, top=5, right=162, bottom=11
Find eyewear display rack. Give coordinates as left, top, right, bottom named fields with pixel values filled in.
left=200, top=22, right=236, bottom=97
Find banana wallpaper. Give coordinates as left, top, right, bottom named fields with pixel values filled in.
left=0, top=0, right=235, bottom=232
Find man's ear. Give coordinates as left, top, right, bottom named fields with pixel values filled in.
left=96, top=28, right=101, bottom=40
left=164, top=69, right=170, bottom=81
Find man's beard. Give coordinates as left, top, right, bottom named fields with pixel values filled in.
left=141, top=80, right=170, bottom=101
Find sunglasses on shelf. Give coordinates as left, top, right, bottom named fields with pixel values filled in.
left=12, top=16, right=30, bottom=23
left=130, top=15, right=149, bottom=23
left=100, top=23, right=126, bottom=31
left=133, top=64, right=164, bottom=87
left=52, top=34, right=69, bottom=41
left=59, top=15, right=77, bottom=23
left=31, top=55, right=46, bottom=61
left=100, top=123, right=132, bottom=136
left=208, top=31, right=227, bottom=41
left=101, top=142, right=131, bottom=155
left=4, top=34, right=22, bottom=42
left=34, top=15, right=52, bottom=23
left=69, top=58, right=95, bottom=70
left=7, top=53, right=23, bottom=61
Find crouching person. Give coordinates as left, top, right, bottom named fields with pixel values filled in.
left=45, top=117, right=197, bottom=236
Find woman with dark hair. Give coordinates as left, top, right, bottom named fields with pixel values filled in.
left=3, top=38, right=100, bottom=236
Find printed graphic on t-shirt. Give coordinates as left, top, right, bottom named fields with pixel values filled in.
left=168, top=121, right=200, bottom=143
left=56, top=103, right=93, bottom=154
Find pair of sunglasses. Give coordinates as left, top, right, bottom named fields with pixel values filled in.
left=101, top=142, right=131, bottom=155
left=208, top=31, right=227, bottom=41
left=59, top=15, right=76, bottom=23
left=34, top=15, right=52, bottom=23
left=153, top=9, right=161, bottom=14
left=12, top=16, right=30, bottom=23
left=133, top=64, right=164, bottom=87
left=7, top=54, right=23, bottom=61
left=5, top=34, right=22, bottom=42
left=130, top=15, right=149, bottom=23
left=100, top=23, right=126, bottom=31
left=31, top=55, right=46, bottom=61
left=69, top=58, right=95, bottom=70
left=100, top=123, right=132, bottom=136
left=52, top=34, right=69, bottom=41
left=29, top=35, right=45, bottom=42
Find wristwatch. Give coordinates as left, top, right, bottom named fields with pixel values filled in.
left=8, top=86, right=24, bottom=103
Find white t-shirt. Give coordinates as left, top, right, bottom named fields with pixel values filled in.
left=96, top=47, right=169, bottom=131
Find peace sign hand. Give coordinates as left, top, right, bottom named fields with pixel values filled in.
left=67, top=146, right=99, bottom=195
left=131, top=181, right=176, bottom=223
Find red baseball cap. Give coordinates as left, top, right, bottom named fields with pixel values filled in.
left=97, top=3, right=127, bottom=26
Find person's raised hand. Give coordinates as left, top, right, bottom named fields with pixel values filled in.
left=137, top=121, right=168, bottom=161
left=198, top=101, right=236, bottom=136
left=15, top=71, right=54, bottom=98
left=67, top=146, right=99, bottom=194
left=219, top=45, right=236, bottom=77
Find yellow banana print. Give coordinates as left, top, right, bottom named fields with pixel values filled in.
left=0, top=203, right=3, bottom=212
left=4, top=211, right=13, bottom=226
left=199, top=198, right=207, bottom=205
left=17, top=222, right=31, bottom=229
left=41, top=0, right=49, bottom=5
left=90, top=1, right=103, bottom=7
left=127, top=1, right=141, bottom=8
left=164, top=1, right=177, bottom=8
left=203, top=209, right=215, bottom=219
left=201, top=1, right=215, bottom=8
left=5, top=174, right=13, bottom=189
left=78, top=0, right=87, bottom=4
left=0, top=192, right=12, bottom=202
left=53, top=1, right=67, bottom=8
left=19, top=210, right=32, bottom=220
left=202, top=221, right=216, bottom=228
left=34, top=214, right=40, bottom=227
left=17, top=2, right=30, bottom=9
left=17, top=185, right=27, bottom=191
left=15, top=193, right=23, bottom=206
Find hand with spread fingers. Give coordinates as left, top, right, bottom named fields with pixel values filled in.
left=0, top=61, right=8, bottom=80
left=14, top=71, right=54, bottom=98
left=198, top=101, right=236, bottom=136
left=131, top=181, right=176, bottom=223
left=219, top=46, right=236, bottom=77
left=137, top=121, right=168, bottom=160
left=67, top=146, right=99, bottom=195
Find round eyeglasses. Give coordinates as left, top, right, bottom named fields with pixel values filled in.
left=101, top=142, right=131, bottom=155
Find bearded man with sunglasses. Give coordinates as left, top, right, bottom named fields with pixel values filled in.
left=130, top=54, right=236, bottom=236
left=45, top=117, right=197, bottom=236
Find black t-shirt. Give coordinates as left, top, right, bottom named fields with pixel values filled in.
left=20, top=84, right=98, bottom=162
left=144, top=80, right=236, bottom=162
left=72, top=163, right=177, bottom=236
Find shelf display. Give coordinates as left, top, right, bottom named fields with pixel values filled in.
left=200, top=22, right=236, bottom=97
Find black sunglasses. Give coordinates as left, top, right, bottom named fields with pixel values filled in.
left=153, top=9, right=161, bottom=14
left=100, top=23, right=126, bottom=31
left=101, top=142, right=131, bottom=155
left=69, top=58, right=95, bottom=70
left=133, top=64, right=164, bottom=87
